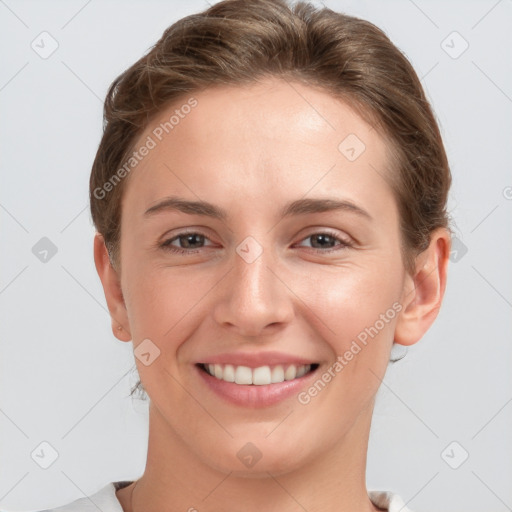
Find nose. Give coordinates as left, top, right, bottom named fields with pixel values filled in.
left=212, top=239, right=294, bottom=338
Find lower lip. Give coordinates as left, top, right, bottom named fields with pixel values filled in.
left=195, top=364, right=319, bottom=408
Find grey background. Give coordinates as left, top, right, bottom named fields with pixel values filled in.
left=1, top=0, right=511, bottom=511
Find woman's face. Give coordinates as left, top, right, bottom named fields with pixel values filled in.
left=115, top=77, right=411, bottom=474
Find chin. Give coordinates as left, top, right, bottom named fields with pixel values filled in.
left=201, top=440, right=311, bottom=478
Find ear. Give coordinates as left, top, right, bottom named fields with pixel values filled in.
left=93, top=233, right=132, bottom=342
left=394, top=227, right=451, bottom=346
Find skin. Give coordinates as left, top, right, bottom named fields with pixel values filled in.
left=94, top=76, right=450, bottom=512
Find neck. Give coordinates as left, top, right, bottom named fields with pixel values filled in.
left=119, top=400, right=380, bottom=512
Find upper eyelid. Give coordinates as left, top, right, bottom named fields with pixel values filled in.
left=162, top=230, right=215, bottom=246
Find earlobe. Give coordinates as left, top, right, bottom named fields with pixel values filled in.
left=394, top=228, right=451, bottom=346
left=115, top=323, right=131, bottom=341
left=93, top=233, right=132, bottom=342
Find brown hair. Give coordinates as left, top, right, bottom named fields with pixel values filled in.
left=89, top=0, right=451, bottom=397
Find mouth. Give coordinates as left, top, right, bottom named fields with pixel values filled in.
left=197, top=362, right=320, bottom=385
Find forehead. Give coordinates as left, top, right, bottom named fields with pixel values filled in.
left=121, top=77, right=395, bottom=221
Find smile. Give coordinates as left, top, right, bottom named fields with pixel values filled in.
left=199, top=363, right=319, bottom=385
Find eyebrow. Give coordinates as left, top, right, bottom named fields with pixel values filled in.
left=144, top=196, right=372, bottom=221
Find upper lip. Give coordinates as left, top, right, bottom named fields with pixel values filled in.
left=198, top=351, right=318, bottom=368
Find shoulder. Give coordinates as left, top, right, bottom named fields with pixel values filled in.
left=368, top=490, right=415, bottom=512
left=37, top=482, right=125, bottom=512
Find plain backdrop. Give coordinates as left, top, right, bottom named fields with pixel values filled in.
left=1, top=1, right=511, bottom=511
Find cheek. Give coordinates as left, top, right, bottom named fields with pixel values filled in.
left=298, top=265, right=402, bottom=416
left=123, top=261, right=216, bottom=355
left=121, top=261, right=176, bottom=340
left=304, top=257, right=403, bottom=358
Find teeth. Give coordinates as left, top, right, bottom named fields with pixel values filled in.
left=204, top=363, right=312, bottom=385
left=271, top=365, right=284, bottom=383
left=223, top=364, right=235, bottom=382
left=296, top=365, right=308, bottom=378
left=253, top=366, right=271, bottom=385
left=284, top=365, right=297, bottom=380
left=234, top=365, right=252, bottom=384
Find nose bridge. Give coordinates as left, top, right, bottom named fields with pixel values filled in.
left=236, top=239, right=275, bottom=300
left=213, top=234, right=293, bottom=335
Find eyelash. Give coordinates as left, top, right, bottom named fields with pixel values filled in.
left=159, top=229, right=353, bottom=255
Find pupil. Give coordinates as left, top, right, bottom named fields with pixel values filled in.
left=313, top=234, right=333, bottom=248
left=182, top=234, right=203, bottom=248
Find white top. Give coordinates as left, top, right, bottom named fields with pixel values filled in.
left=38, top=481, right=414, bottom=512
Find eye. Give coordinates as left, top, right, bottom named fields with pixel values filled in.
left=159, top=229, right=353, bottom=256
left=295, top=230, right=352, bottom=253
left=160, top=231, right=214, bottom=255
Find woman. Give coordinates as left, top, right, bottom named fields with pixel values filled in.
left=44, top=0, right=451, bottom=510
